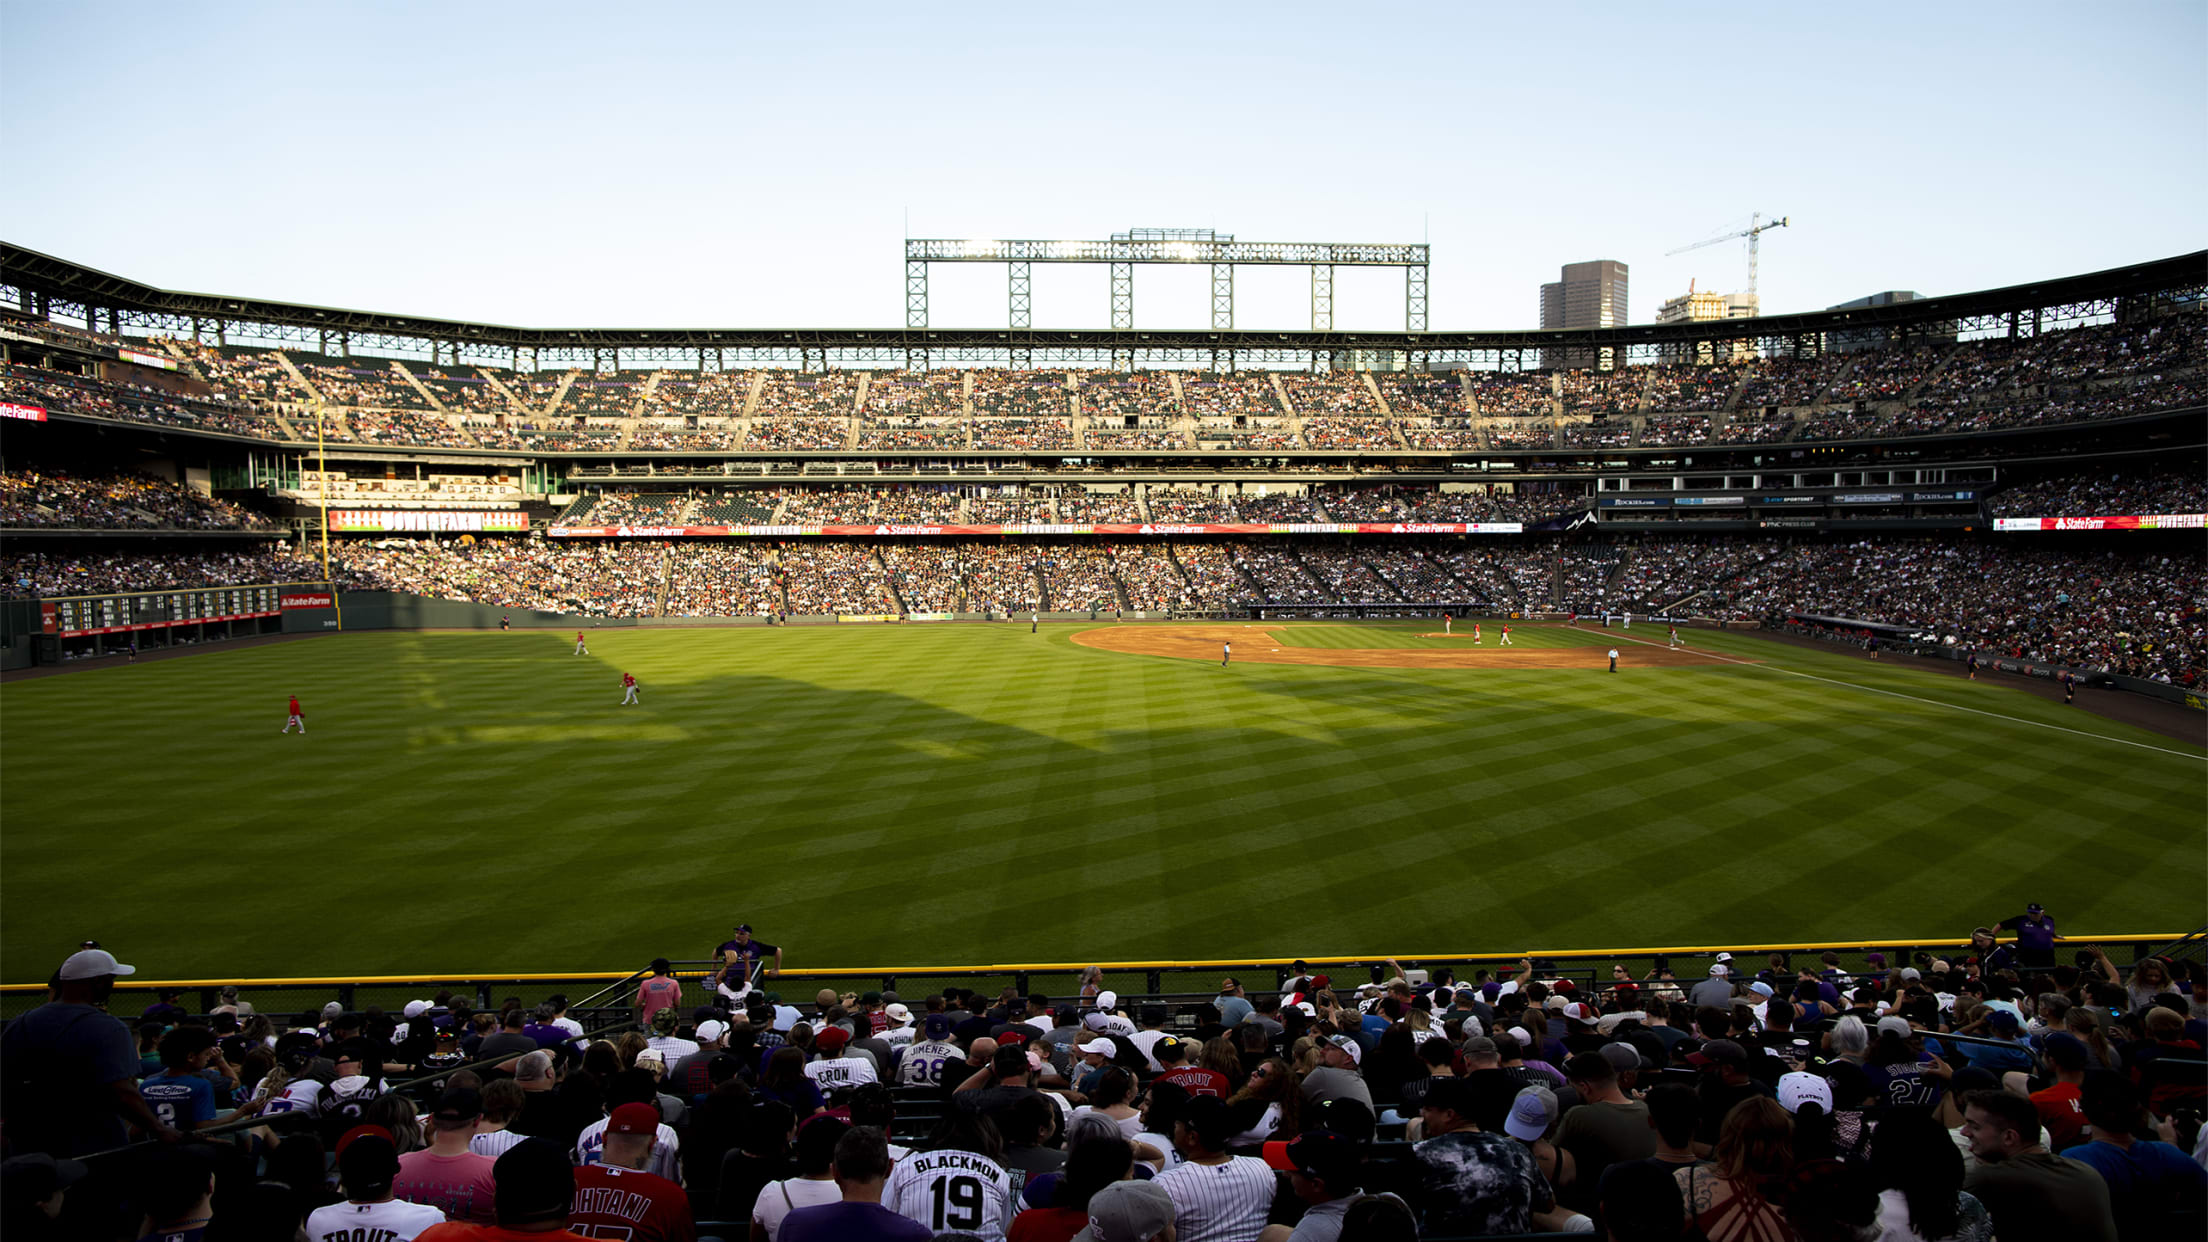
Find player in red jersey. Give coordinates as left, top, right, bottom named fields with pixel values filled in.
left=1473, top=621, right=1481, bottom=645
left=574, top=630, right=589, bottom=656
left=283, top=695, right=305, bottom=734
left=620, top=672, right=639, bottom=706
left=1499, top=623, right=1512, bottom=646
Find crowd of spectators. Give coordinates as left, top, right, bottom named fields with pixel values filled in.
left=1, top=546, right=339, bottom=599
left=1168, top=541, right=1250, bottom=605
left=10, top=925, right=2202, bottom=1242
left=1716, top=418, right=1795, bottom=445
left=347, top=408, right=480, bottom=449
left=969, top=370, right=1072, bottom=417
left=971, top=418, right=1076, bottom=451
left=1297, top=545, right=1403, bottom=604
left=417, top=368, right=515, bottom=417
left=1639, top=415, right=1711, bottom=447
left=1229, top=540, right=1328, bottom=603
left=561, top=378, right=642, bottom=417
left=340, top=539, right=667, bottom=615
left=630, top=422, right=741, bottom=452
left=1361, top=545, right=1464, bottom=601
left=1196, top=422, right=1301, bottom=451
left=185, top=344, right=303, bottom=405
left=298, top=361, right=434, bottom=411
left=1490, top=424, right=1558, bottom=449
left=858, top=421, right=965, bottom=451
left=1556, top=544, right=1627, bottom=613
left=2, top=365, right=285, bottom=440
left=1179, top=374, right=1284, bottom=420
left=1372, top=373, right=1465, bottom=415
left=1234, top=491, right=1325, bottom=522
left=776, top=488, right=876, bottom=523
left=1827, top=346, right=1939, bottom=403
left=871, top=488, right=965, bottom=524
left=877, top=543, right=963, bottom=612
left=1301, top=418, right=1403, bottom=450
left=1606, top=537, right=1783, bottom=613
left=642, top=374, right=750, bottom=418
left=1281, top=375, right=1379, bottom=415
left=1465, top=371, right=1553, bottom=418
left=1560, top=422, right=1634, bottom=449
left=1557, top=367, right=1646, bottom=419
left=1399, top=419, right=1485, bottom=450
left=571, top=493, right=696, bottom=526
left=1111, top=543, right=1193, bottom=610
left=1036, top=543, right=1122, bottom=611
left=864, top=373, right=963, bottom=418
left=961, top=543, right=1041, bottom=612
left=1734, top=355, right=1847, bottom=410
left=1430, top=545, right=1555, bottom=610
left=969, top=489, right=1056, bottom=525
left=1643, top=362, right=1745, bottom=413
left=1075, top=371, right=1180, bottom=420
left=664, top=542, right=782, bottom=616
left=745, top=419, right=851, bottom=452
left=1990, top=466, right=2208, bottom=518
left=775, top=542, right=898, bottom=615
left=1717, top=536, right=2205, bottom=683
left=0, top=470, right=280, bottom=531
left=1059, top=490, right=1144, bottom=523
left=1084, top=425, right=1190, bottom=450
left=1146, top=488, right=1239, bottom=523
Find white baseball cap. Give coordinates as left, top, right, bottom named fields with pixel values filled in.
left=1078, top=1039, right=1117, bottom=1055
left=1777, top=1071, right=1835, bottom=1115
left=57, top=949, right=135, bottom=981
left=883, top=1003, right=913, bottom=1025
left=696, top=1020, right=728, bottom=1043
left=1094, top=990, right=1118, bottom=1010
left=402, top=1000, right=430, bottom=1019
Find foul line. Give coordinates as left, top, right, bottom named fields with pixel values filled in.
left=1597, top=627, right=2208, bottom=763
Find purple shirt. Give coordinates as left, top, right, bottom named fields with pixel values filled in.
left=779, top=1200, right=933, bottom=1242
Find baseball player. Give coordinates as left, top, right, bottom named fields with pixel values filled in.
left=1624, top=611, right=1632, bottom=629
left=1443, top=613, right=1452, bottom=635
left=1473, top=621, right=1482, bottom=645
left=1222, top=641, right=1231, bottom=667
left=1499, top=623, right=1512, bottom=646
left=500, top=614, right=511, bottom=631
left=575, top=630, right=589, bottom=656
left=620, top=672, right=639, bottom=705
left=1966, top=651, right=1978, bottom=680
left=1031, top=612, right=1039, bottom=634
left=1608, top=648, right=1619, bottom=673
left=1668, top=625, right=1680, bottom=649
left=282, top=695, right=305, bottom=734
left=2062, top=670, right=2076, bottom=703
left=1568, top=610, right=1578, bottom=627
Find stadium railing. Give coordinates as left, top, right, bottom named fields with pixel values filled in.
left=8, top=932, right=2192, bottom=1022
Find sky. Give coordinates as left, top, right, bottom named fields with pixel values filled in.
left=3, top=2, right=2203, bottom=335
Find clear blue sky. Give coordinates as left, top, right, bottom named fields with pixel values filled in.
left=4, top=2, right=2202, bottom=333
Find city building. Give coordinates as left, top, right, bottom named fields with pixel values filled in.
left=1539, top=260, right=1628, bottom=369
left=1655, top=285, right=1760, bottom=362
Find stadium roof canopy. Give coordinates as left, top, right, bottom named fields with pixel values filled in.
left=2, top=243, right=2200, bottom=367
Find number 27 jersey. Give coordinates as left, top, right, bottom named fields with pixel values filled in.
left=883, top=1147, right=1019, bottom=1241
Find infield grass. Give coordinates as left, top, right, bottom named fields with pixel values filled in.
left=3, top=621, right=2201, bottom=982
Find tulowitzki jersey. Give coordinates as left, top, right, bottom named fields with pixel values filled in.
left=882, top=1146, right=1020, bottom=1241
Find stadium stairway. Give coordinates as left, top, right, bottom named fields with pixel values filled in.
left=272, top=351, right=324, bottom=404
left=632, top=369, right=665, bottom=417
left=389, top=360, right=446, bottom=412
left=542, top=370, right=580, bottom=417
left=652, top=549, right=672, bottom=615
left=476, top=367, right=531, bottom=414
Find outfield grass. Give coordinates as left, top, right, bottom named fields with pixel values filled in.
left=3, top=620, right=2201, bottom=983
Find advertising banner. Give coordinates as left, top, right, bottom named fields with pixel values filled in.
left=1597, top=497, right=1669, bottom=508
left=1994, top=514, right=2205, bottom=532
left=331, top=510, right=530, bottom=533
left=1832, top=492, right=1905, bottom=505
left=547, top=521, right=1526, bottom=538
left=116, top=349, right=179, bottom=371
left=279, top=593, right=336, bottom=610
left=0, top=401, right=49, bottom=422
left=1673, top=496, right=1744, bottom=507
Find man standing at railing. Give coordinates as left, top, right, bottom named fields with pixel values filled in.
left=712, top=924, right=783, bottom=999
left=636, top=960, right=683, bottom=1029
left=1, top=948, right=182, bottom=1160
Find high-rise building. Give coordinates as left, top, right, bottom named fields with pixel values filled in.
left=1540, top=260, right=1630, bottom=330
left=1654, top=286, right=1759, bottom=362
left=1539, top=260, right=1628, bottom=369
left=1824, top=290, right=1944, bottom=352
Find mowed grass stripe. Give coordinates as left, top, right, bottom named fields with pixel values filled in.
left=2, top=624, right=2201, bottom=977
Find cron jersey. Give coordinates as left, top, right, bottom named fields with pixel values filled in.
left=883, top=1147, right=1020, bottom=1240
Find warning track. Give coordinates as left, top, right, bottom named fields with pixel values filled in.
left=1070, top=624, right=1753, bottom=670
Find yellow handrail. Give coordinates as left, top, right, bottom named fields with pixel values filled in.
left=3, top=933, right=2181, bottom=994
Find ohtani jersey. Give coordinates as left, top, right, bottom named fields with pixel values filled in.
left=882, top=1147, right=1020, bottom=1241
left=894, top=1039, right=966, bottom=1086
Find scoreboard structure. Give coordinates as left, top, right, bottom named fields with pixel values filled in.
left=36, top=582, right=333, bottom=657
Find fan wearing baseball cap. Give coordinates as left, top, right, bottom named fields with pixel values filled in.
left=0, top=946, right=182, bottom=1157
left=307, top=1127, right=446, bottom=1241
left=1262, top=1129, right=1374, bottom=1237
left=1411, top=1076, right=1556, bottom=1236
left=568, top=1103, right=692, bottom=1242
left=1301, top=1034, right=1373, bottom=1111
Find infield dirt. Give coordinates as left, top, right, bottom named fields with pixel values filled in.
left=1072, top=623, right=1753, bottom=670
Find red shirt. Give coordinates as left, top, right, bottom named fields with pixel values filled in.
left=577, top=632, right=585, bottom=642
left=570, top=1164, right=696, bottom=1242
left=2032, top=1082, right=2086, bottom=1150
left=394, top=1149, right=498, bottom=1224
left=288, top=698, right=301, bottom=715
left=623, top=674, right=636, bottom=687
left=1154, top=1066, right=1232, bottom=1099
left=637, top=975, right=682, bottom=1023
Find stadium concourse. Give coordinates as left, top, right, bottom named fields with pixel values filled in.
left=5, top=937, right=2204, bottom=1241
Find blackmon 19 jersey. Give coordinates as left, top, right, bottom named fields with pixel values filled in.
left=882, top=1147, right=1019, bottom=1241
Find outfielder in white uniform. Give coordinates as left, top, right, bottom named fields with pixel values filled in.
left=620, top=673, right=640, bottom=705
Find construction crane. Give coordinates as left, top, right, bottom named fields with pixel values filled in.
left=1667, top=213, right=1789, bottom=300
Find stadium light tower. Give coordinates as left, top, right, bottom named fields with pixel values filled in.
left=902, top=228, right=1431, bottom=335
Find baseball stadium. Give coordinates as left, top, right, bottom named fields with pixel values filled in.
left=4, top=8, right=2206, bottom=1240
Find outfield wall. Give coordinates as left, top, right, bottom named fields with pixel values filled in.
left=310, top=591, right=639, bottom=632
